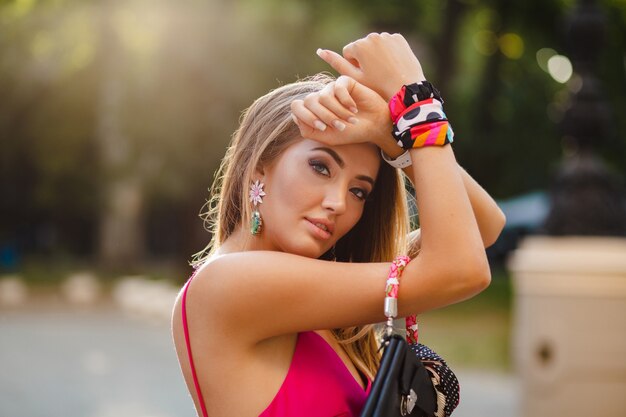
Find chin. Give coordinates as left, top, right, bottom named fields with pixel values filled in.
left=282, top=240, right=328, bottom=259
left=291, top=246, right=324, bottom=259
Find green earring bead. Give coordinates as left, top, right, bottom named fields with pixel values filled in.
left=251, top=210, right=262, bottom=235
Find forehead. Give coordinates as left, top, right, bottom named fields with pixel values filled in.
left=284, top=139, right=381, bottom=176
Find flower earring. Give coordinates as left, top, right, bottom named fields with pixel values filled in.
left=249, top=179, right=266, bottom=235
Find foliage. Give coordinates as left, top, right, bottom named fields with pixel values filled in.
left=0, top=0, right=624, bottom=264
left=420, top=266, right=514, bottom=370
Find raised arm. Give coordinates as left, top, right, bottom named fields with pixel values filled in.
left=318, top=35, right=506, bottom=249
left=292, top=34, right=491, bottom=317
left=405, top=168, right=507, bottom=252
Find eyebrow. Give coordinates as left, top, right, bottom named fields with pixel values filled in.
left=311, top=146, right=375, bottom=187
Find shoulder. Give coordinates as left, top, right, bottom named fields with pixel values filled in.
left=179, top=250, right=389, bottom=343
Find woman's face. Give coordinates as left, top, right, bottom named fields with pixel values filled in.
left=256, top=138, right=381, bottom=258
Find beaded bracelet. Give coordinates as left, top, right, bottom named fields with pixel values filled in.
left=384, top=255, right=419, bottom=344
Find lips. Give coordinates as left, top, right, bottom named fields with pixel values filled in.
left=313, top=221, right=329, bottom=232
left=305, top=217, right=335, bottom=240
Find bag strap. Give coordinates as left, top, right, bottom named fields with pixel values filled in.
left=383, top=256, right=419, bottom=344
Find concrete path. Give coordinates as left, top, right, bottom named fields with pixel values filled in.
left=0, top=304, right=519, bottom=417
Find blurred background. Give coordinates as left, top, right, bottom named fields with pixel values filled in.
left=1, top=0, right=624, bottom=416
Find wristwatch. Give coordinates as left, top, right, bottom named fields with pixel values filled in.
left=380, top=149, right=412, bottom=169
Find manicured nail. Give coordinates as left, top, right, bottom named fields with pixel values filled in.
left=350, top=107, right=358, bottom=114
left=316, top=48, right=325, bottom=57
left=348, top=117, right=359, bottom=125
left=291, top=114, right=299, bottom=125
left=333, top=120, right=346, bottom=131
left=314, top=120, right=327, bottom=131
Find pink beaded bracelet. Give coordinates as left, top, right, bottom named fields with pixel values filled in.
left=384, top=255, right=419, bottom=344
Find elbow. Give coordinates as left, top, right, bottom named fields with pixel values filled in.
left=458, top=252, right=492, bottom=297
left=468, top=255, right=492, bottom=294
left=484, top=210, right=507, bottom=248
left=474, top=263, right=492, bottom=292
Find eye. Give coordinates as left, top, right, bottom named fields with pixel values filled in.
left=351, top=188, right=370, bottom=201
left=309, top=160, right=330, bottom=176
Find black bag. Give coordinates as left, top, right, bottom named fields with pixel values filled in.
left=361, top=334, right=437, bottom=416
left=361, top=256, right=460, bottom=417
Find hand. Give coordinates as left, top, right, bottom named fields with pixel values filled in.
left=316, top=33, right=426, bottom=101
left=290, top=75, right=391, bottom=147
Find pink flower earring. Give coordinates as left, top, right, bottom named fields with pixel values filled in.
left=249, top=179, right=266, bottom=235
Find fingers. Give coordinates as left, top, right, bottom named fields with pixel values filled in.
left=316, top=82, right=358, bottom=124
left=334, top=76, right=358, bottom=114
left=290, top=78, right=361, bottom=134
left=316, top=48, right=360, bottom=78
left=291, top=99, right=329, bottom=132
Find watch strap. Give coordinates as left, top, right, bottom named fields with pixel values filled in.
left=381, top=149, right=412, bottom=169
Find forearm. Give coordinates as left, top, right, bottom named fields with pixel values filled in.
left=458, top=165, right=506, bottom=247
left=404, top=163, right=505, bottom=248
left=407, top=146, right=486, bottom=264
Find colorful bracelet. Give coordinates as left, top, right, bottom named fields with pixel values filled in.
left=389, top=81, right=444, bottom=122
left=384, top=255, right=419, bottom=344
left=388, top=82, right=454, bottom=151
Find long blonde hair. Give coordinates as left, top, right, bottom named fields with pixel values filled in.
left=192, top=73, right=410, bottom=381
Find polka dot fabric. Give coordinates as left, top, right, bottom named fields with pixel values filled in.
left=409, top=343, right=460, bottom=417
left=388, top=82, right=454, bottom=150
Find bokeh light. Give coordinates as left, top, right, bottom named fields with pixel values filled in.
left=473, top=30, right=498, bottom=55
left=547, top=54, right=573, bottom=83
left=536, top=47, right=557, bottom=72
left=499, top=33, right=524, bottom=59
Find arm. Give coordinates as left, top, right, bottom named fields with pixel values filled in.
left=457, top=166, right=506, bottom=247
left=294, top=33, right=490, bottom=316
left=406, top=173, right=506, bottom=252
left=315, top=42, right=506, bottom=250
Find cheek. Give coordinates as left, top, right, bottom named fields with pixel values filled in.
left=276, top=175, right=311, bottom=207
left=264, top=164, right=314, bottom=219
left=337, top=206, right=365, bottom=238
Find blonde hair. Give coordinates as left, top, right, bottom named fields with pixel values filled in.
left=192, top=73, right=410, bottom=381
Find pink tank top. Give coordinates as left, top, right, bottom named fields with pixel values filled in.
left=181, top=274, right=372, bottom=417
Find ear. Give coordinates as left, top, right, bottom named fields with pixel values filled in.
left=255, top=166, right=265, bottom=176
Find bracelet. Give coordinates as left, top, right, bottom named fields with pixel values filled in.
left=380, top=149, right=412, bottom=169
left=389, top=82, right=454, bottom=151
left=384, top=255, right=418, bottom=344
left=395, top=118, right=454, bottom=149
left=389, top=81, right=444, bottom=122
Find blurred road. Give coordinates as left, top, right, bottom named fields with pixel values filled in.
left=0, top=304, right=519, bottom=417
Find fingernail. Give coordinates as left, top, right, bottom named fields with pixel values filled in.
left=314, top=120, right=327, bottom=131
left=333, top=120, right=346, bottom=131
left=316, top=48, right=324, bottom=57
left=348, top=117, right=359, bottom=125
left=350, top=107, right=358, bottom=114
left=291, top=114, right=299, bottom=125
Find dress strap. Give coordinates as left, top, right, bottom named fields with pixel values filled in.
left=181, top=271, right=209, bottom=417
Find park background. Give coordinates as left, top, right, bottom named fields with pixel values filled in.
left=1, top=0, right=625, bottom=416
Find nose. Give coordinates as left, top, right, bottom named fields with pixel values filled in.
left=321, top=184, right=347, bottom=215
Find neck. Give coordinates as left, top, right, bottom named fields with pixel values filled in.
left=216, top=224, right=276, bottom=255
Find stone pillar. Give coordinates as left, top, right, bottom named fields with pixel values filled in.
left=508, top=236, right=626, bottom=416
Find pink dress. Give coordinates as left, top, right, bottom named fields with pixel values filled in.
left=181, top=274, right=372, bottom=417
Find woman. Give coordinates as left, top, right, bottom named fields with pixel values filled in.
left=172, top=33, right=505, bottom=417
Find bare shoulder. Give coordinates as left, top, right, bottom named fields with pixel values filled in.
left=183, top=251, right=390, bottom=344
